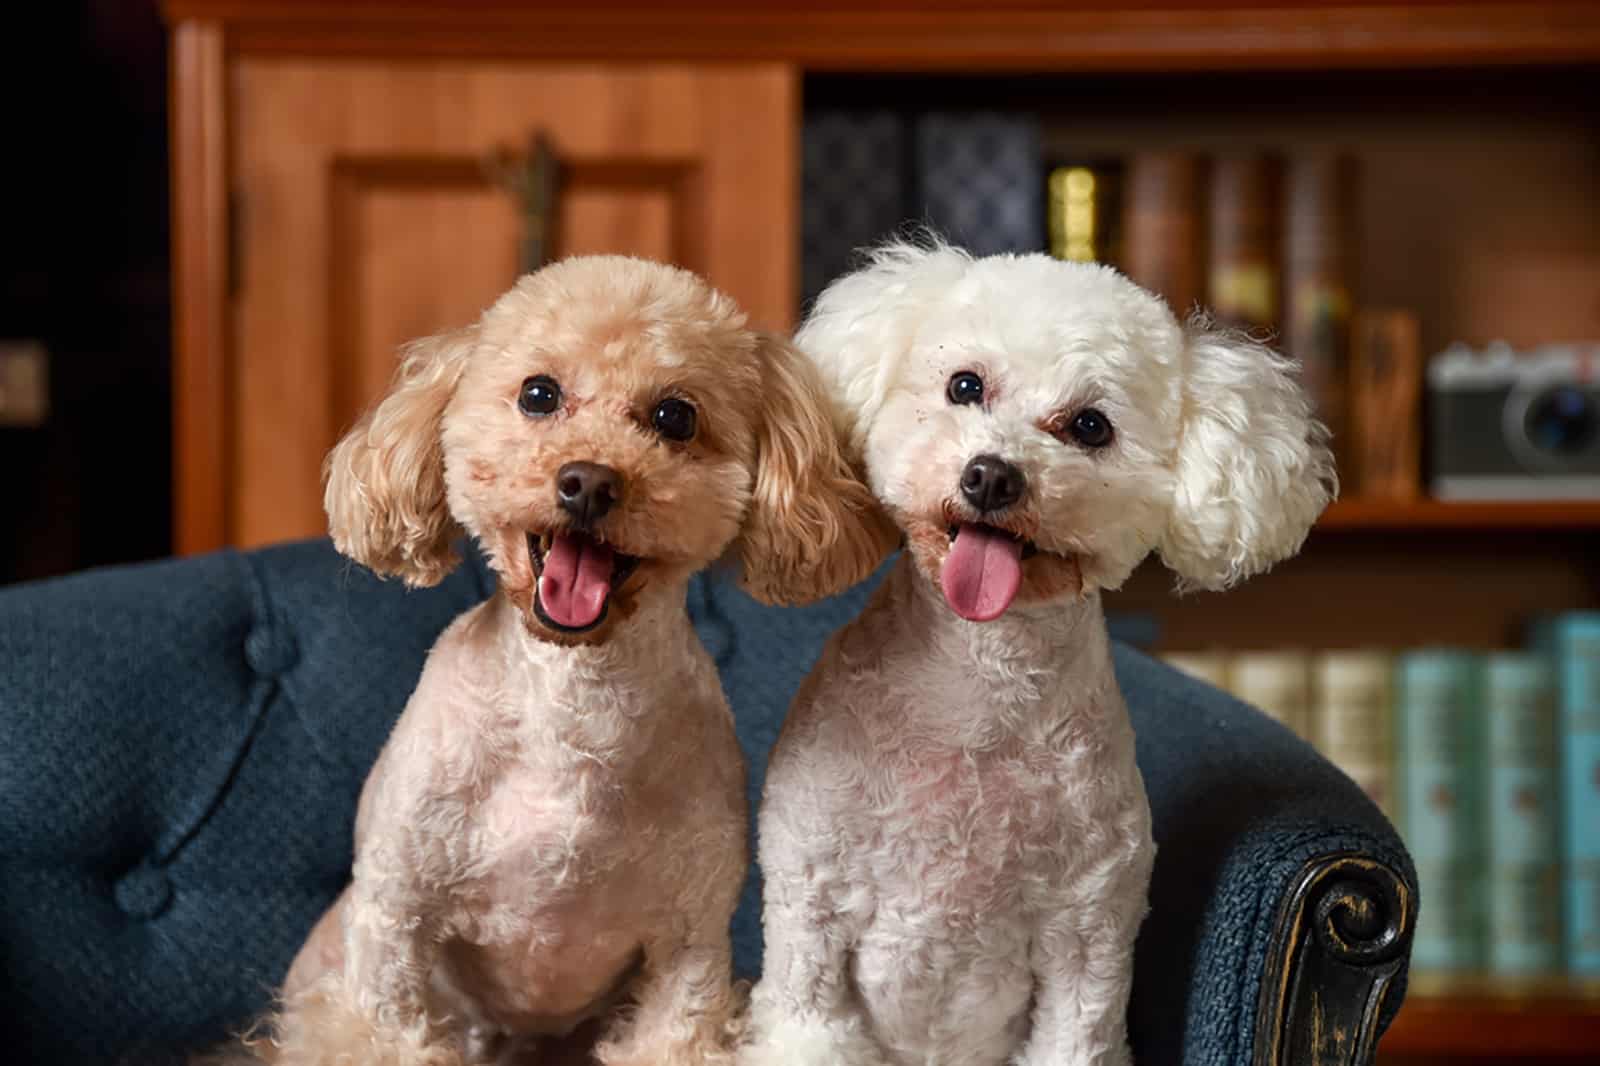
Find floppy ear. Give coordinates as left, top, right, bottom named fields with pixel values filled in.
left=1158, top=319, right=1338, bottom=591
left=735, top=334, right=899, bottom=605
left=323, top=326, right=476, bottom=587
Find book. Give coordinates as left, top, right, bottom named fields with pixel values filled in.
left=1283, top=153, right=1359, bottom=479
left=1047, top=161, right=1123, bottom=266
left=1350, top=309, right=1424, bottom=500
left=1483, top=652, right=1564, bottom=976
left=1161, top=651, right=1229, bottom=690
left=1532, top=613, right=1600, bottom=977
left=1120, top=151, right=1203, bottom=317
left=1396, top=650, right=1485, bottom=974
left=1313, top=651, right=1395, bottom=820
left=1206, top=154, right=1281, bottom=334
left=1229, top=651, right=1311, bottom=738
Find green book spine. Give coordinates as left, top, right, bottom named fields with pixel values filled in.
left=1396, top=650, right=1485, bottom=974
left=1483, top=652, right=1563, bottom=976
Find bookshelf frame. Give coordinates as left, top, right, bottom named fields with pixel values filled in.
left=1319, top=499, right=1600, bottom=532
left=161, top=2, right=1600, bottom=72
left=1381, top=989, right=1600, bottom=1059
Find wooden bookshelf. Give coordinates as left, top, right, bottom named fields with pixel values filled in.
left=1382, top=988, right=1600, bottom=1061
left=1319, top=498, right=1600, bottom=532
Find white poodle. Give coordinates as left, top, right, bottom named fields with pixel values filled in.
left=239, top=256, right=894, bottom=1066
left=743, top=241, right=1336, bottom=1066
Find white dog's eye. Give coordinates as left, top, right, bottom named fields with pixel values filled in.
left=1066, top=408, right=1115, bottom=449
left=518, top=375, right=562, bottom=417
left=946, top=371, right=984, bottom=406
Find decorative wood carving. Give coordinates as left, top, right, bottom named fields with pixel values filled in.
left=1253, top=852, right=1415, bottom=1066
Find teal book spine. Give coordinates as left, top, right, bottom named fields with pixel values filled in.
left=1483, top=652, right=1563, bottom=976
left=1396, top=650, right=1485, bottom=974
left=1535, top=612, right=1600, bottom=977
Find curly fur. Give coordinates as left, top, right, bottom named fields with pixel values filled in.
left=744, top=240, right=1334, bottom=1066
left=736, top=334, right=899, bottom=605
left=226, top=256, right=882, bottom=1066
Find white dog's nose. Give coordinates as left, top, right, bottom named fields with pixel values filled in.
left=960, top=454, right=1026, bottom=514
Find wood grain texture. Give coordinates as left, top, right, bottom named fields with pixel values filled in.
left=161, top=3, right=1600, bottom=70
left=229, top=59, right=794, bottom=548
left=1113, top=526, right=1600, bottom=651
left=169, top=20, right=229, bottom=554
left=1380, top=989, right=1600, bottom=1059
left=1319, top=498, right=1600, bottom=530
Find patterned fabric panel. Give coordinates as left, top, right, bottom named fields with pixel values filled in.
left=915, top=112, right=1045, bottom=257
left=801, top=110, right=910, bottom=308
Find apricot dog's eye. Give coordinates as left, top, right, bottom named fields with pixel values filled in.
left=1067, top=408, right=1114, bottom=449
left=651, top=397, right=697, bottom=442
left=518, top=375, right=562, bottom=417
left=947, top=371, right=984, bottom=406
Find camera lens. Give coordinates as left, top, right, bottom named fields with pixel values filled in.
left=1523, top=386, right=1597, bottom=455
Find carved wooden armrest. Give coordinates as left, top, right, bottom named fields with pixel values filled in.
left=1253, top=852, right=1417, bottom=1066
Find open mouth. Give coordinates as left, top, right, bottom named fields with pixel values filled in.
left=946, top=522, right=1039, bottom=559
left=527, top=531, right=643, bottom=634
left=940, top=521, right=1039, bottom=623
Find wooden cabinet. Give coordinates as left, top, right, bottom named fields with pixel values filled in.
left=171, top=18, right=794, bottom=549
left=225, top=59, right=793, bottom=547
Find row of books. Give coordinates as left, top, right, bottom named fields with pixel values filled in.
left=799, top=111, right=1424, bottom=500
left=1046, top=150, right=1420, bottom=500
left=1162, top=612, right=1600, bottom=982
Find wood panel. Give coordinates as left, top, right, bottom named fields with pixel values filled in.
left=1379, top=989, right=1600, bottom=1061
left=1107, top=530, right=1600, bottom=652
left=332, top=163, right=519, bottom=434
left=224, top=59, right=795, bottom=549
left=1320, top=499, right=1600, bottom=531
left=162, top=2, right=1600, bottom=71
left=169, top=20, right=228, bottom=555
left=326, top=156, right=699, bottom=456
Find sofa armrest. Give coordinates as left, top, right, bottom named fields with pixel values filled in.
left=1253, top=851, right=1413, bottom=1066
left=1112, top=645, right=1418, bottom=1066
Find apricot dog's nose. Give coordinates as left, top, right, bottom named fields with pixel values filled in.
left=557, top=461, right=622, bottom=527
left=960, top=454, right=1026, bottom=514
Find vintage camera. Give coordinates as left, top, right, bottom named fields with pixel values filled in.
left=1428, top=342, right=1600, bottom=499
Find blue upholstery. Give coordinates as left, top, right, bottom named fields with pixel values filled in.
left=0, top=540, right=1414, bottom=1065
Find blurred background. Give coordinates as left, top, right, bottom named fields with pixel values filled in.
left=3, top=1, right=1598, bottom=1062
left=2, top=1, right=170, bottom=585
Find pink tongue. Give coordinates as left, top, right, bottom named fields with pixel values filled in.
left=940, top=523, right=1024, bottom=622
left=540, top=532, right=615, bottom=629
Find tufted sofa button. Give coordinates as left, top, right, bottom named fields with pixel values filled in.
left=245, top=623, right=299, bottom=677
left=114, top=862, right=173, bottom=919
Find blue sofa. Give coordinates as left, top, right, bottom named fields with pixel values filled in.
left=0, top=540, right=1417, bottom=1065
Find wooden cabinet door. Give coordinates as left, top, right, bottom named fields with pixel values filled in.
left=220, top=59, right=796, bottom=549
